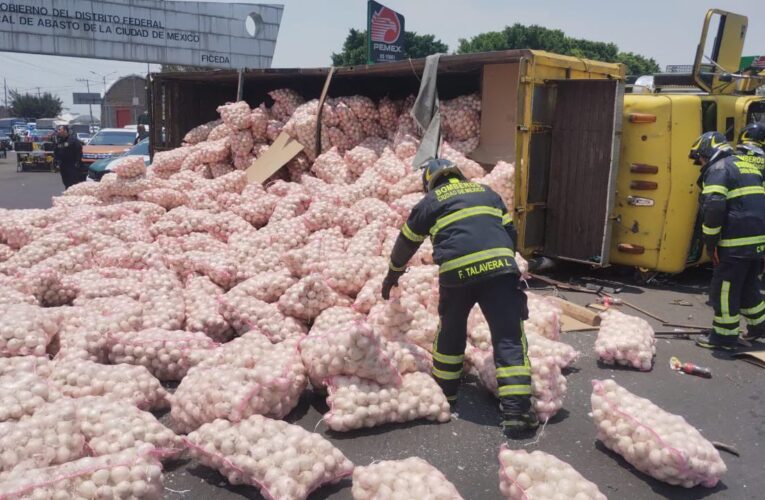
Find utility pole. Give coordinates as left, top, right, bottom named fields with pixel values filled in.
left=36, top=87, right=41, bottom=98
left=76, top=78, right=94, bottom=127
left=3, top=78, right=7, bottom=112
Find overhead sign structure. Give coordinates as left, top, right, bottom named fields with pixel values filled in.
left=0, top=1, right=283, bottom=69
left=72, top=92, right=101, bottom=105
left=367, top=0, right=405, bottom=64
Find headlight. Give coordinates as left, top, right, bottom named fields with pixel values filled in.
left=82, top=153, right=96, bottom=159
left=97, top=153, right=112, bottom=159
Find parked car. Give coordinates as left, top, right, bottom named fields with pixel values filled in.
left=87, top=137, right=150, bottom=182
left=76, top=132, right=92, bottom=145
left=81, top=128, right=137, bottom=168
left=27, top=129, right=55, bottom=142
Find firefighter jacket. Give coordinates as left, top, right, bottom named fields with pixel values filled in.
left=388, top=177, right=519, bottom=287
left=701, top=152, right=765, bottom=258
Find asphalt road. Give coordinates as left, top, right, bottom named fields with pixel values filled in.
left=2, top=156, right=764, bottom=499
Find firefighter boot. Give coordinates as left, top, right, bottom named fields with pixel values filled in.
left=500, top=396, right=539, bottom=439
left=743, top=323, right=765, bottom=342
left=695, top=331, right=738, bottom=352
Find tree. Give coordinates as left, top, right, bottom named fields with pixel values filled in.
left=9, top=90, right=63, bottom=119
left=331, top=29, right=448, bottom=66
left=458, top=24, right=659, bottom=75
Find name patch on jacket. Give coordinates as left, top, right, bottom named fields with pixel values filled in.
left=434, top=182, right=485, bottom=201
left=457, top=257, right=512, bottom=280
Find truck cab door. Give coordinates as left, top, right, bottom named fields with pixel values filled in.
left=541, top=79, right=624, bottom=265
left=693, top=9, right=748, bottom=95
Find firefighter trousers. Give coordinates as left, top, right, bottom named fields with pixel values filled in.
left=432, top=272, right=531, bottom=411
left=709, top=257, right=765, bottom=344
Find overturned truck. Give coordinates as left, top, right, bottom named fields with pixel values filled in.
left=149, top=50, right=625, bottom=268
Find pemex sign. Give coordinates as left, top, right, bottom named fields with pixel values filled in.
left=366, top=0, right=404, bottom=64
left=0, top=0, right=283, bottom=69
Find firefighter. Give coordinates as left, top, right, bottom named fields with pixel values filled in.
left=54, top=125, right=84, bottom=189
left=735, top=122, right=765, bottom=160
left=689, top=131, right=765, bottom=350
left=380, top=158, right=537, bottom=437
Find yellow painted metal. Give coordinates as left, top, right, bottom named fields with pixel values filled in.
left=693, top=10, right=748, bottom=95
left=513, top=51, right=624, bottom=257
left=610, top=95, right=703, bottom=273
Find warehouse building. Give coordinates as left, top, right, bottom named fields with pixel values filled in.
left=101, top=75, right=147, bottom=128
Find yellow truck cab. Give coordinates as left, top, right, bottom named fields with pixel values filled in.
left=608, top=9, right=765, bottom=274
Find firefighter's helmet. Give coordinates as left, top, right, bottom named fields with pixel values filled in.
left=737, top=122, right=765, bottom=153
left=419, top=158, right=466, bottom=192
left=688, top=131, right=733, bottom=166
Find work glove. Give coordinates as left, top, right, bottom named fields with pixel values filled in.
left=381, top=269, right=405, bottom=300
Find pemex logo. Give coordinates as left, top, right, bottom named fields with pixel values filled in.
left=370, top=6, right=401, bottom=44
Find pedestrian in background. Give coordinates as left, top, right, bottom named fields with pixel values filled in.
left=54, top=125, right=84, bottom=189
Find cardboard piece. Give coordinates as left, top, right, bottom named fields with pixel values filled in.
left=245, top=132, right=304, bottom=184
left=469, top=62, right=519, bottom=166
left=734, top=351, right=765, bottom=369
left=560, top=315, right=598, bottom=332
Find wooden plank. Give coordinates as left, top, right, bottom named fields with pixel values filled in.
left=245, top=132, right=304, bottom=184
left=549, top=296, right=601, bottom=327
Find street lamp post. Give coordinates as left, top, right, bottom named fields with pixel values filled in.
left=90, top=71, right=117, bottom=127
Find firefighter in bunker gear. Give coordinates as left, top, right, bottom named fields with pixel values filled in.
left=381, top=158, right=538, bottom=437
left=735, top=122, right=765, bottom=160
left=690, top=132, right=765, bottom=350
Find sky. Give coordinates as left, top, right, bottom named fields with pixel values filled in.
left=1, top=0, right=763, bottom=118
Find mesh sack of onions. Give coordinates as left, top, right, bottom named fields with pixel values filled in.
left=171, top=342, right=306, bottom=432
left=449, top=136, right=480, bottom=155
left=310, top=306, right=365, bottom=336
left=441, top=95, right=480, bottom=142
left=51, top=195, right=101, bottom=208
left=595, top=309, right=656, bottom=371
left=227, top=271, right=296, bottom=304
left=229, top=127, right=255, bottom=157
left=367, top=300, right=415, bottom=341
left=111, top=156, right=147, bottom=179
left=150, top=147, right=193, bottom=178
left=467, top=347, right=567, bottom=423
left=266, top=118, right=285, bottom=142
left=320, top=255, right=380, bottom=297
left=50, top=360, right=169, bottom=411
left=139, top=287, right=186, bottom=331
left=377, top=96, right=400, bottom=134
left=230, top=194, right=278, bottom=228
left=299, top=321, right=400, bottom=388
left=515, top=253, right=530, bottom=277
left=344, top=136, right=389, bottom=177
left=527, top=332, right=579, bottom=370
left=302, top=196, right=344, bottom=232
left=498, top=446, right=606, bottom=500
left=591, top=379, right=726, bottom=488
left=345, top=220, right=387, bottom=258
left=34, top=396, right=183, bottom=458
left=0, top=405, right=86, bottom=473
left=0, top=372, right=60, bottom=423
left=251, top=105, right=269, bottom=141
left=390, top=192, right=425, bottom=219
left=207, top=122, right=233, bottom=142
left=0, top=232, right=76, bottom=273
left=184, top=276, right=234, bottom=342
left=352, top=457, right=463, bottom=500
left=219, top=293, right=307, bottom=341
left=440, top=142, right=486, bottom=179
left=0, top=356, right=51, bottom=378
left=480, top=161, right=515, bottom=209
left=0, top=284, right=35, bottom=306
left=0, top=303, right=59, bottom=357
left=106, top=328, right=219, bottom=382
left=185, top=415, right=354, bottom=500
left=352, top=273, right=385, bottom=314
left=217, top=101, right=252, bottom=130
left=324, top=372, right=451, bottom=432
left=188, top=331, right=275, bottom=370
left=0, top=243, right=14, bottom=262
left=183, top=119, right=221, bottom=145
left=270, top=88, right=305, bottom=122
left=165, top=250, right=238, bottom=290
left=269, top=191, right=313, bottom=223
left=19, top=267, right=77, bottom=307
left=62, top=182, right=100, bottom=197
left=526, top=293, right=563, bottom=340
left=398, top=265, right=439, bottom=312
left=312, top=147, right=352, bottom=184
left=382, top=339, right=432, bottom=376
left=278, top=275, right=351, bottom=322
left=0, top=444, right=164, bottom=500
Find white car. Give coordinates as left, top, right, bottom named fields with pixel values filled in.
left=76, top=132, right=92, bottom=144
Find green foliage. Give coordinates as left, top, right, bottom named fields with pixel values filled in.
left=9, top=90, right=63, bottom=119
left=458, top=23, right=659, bottom=75
left=160, top=64, right=210, bottom=73
left=331, top=29, right=448, bottom=66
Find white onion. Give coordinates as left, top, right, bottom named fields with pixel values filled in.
left=595, top=309, right=656, bottom=371
left=352, top=457, right=463, bottom=500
